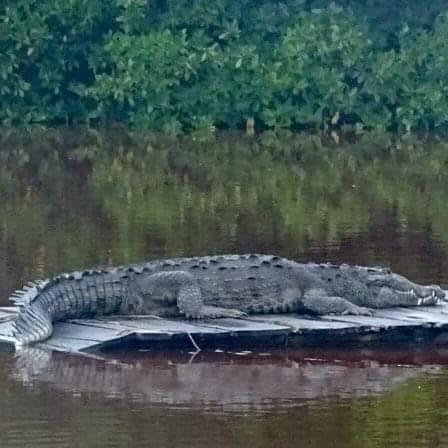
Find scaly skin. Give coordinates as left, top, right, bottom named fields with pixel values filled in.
left=7, top=254, right=445, bottom=346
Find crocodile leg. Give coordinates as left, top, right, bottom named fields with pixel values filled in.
left=303, top=288, right=373, bottom=316
left=176, top=278, right=246, bottom=318
left=136, top=271, right=246, bottom=319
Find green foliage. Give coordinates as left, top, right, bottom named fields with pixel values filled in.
left=262, top=5, right=369, bottom=128
left=2, top=0, right=448, bottom=131
left=362, top=14, right=448, bottom=130
left=0, top=0, right=120, bottom=123
left=89, top=29, right=197, bottom=130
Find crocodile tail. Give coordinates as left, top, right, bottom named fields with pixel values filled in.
left=8, top=280, right=53, bottom=346
left=8, top=272, right=92, bottom=346
left=7, top=269, right=131, bottom=346
left=11, top=301, right=53, bottom=346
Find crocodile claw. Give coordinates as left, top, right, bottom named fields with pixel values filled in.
left=187, top=306, right=247, bottom=319
left=342, top=305, right=374, bottom=317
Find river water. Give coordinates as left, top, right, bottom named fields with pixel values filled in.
left=1, top=128, right=448, bottom=447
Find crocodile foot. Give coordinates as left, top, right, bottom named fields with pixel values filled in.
left=341, top=304, right=374, bottom=316
left=186, top=306, right=247, bottom=319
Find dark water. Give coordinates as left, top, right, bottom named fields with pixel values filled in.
left=2, top=128, right=448, bottom=447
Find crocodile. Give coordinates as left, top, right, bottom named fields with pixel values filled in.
left=6, top=254, right=445, bottom=346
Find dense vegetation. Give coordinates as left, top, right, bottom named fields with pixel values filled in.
left=1, top=1, right=448, bottom=132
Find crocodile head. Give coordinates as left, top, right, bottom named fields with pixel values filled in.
left=366, top=271, right=445, bottom=304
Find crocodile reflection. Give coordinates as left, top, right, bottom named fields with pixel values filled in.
left=11, top=347, right=441, bottom=412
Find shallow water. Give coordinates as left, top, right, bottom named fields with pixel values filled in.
left=2, top=129, right=448, bottom=447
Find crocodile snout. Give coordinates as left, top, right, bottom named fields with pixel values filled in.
left=367, top=273, right=444, bottom=301
left=413, top=285, right=442, bottom=299
left=428, top=285, right=445, bottom=300
left=414, top=285, right=444, bottom=305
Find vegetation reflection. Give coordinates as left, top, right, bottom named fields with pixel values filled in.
left=1, top=129, right=448, bottom=302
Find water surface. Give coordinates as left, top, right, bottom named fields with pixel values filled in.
left=1, top=129, right=448, bottom=447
